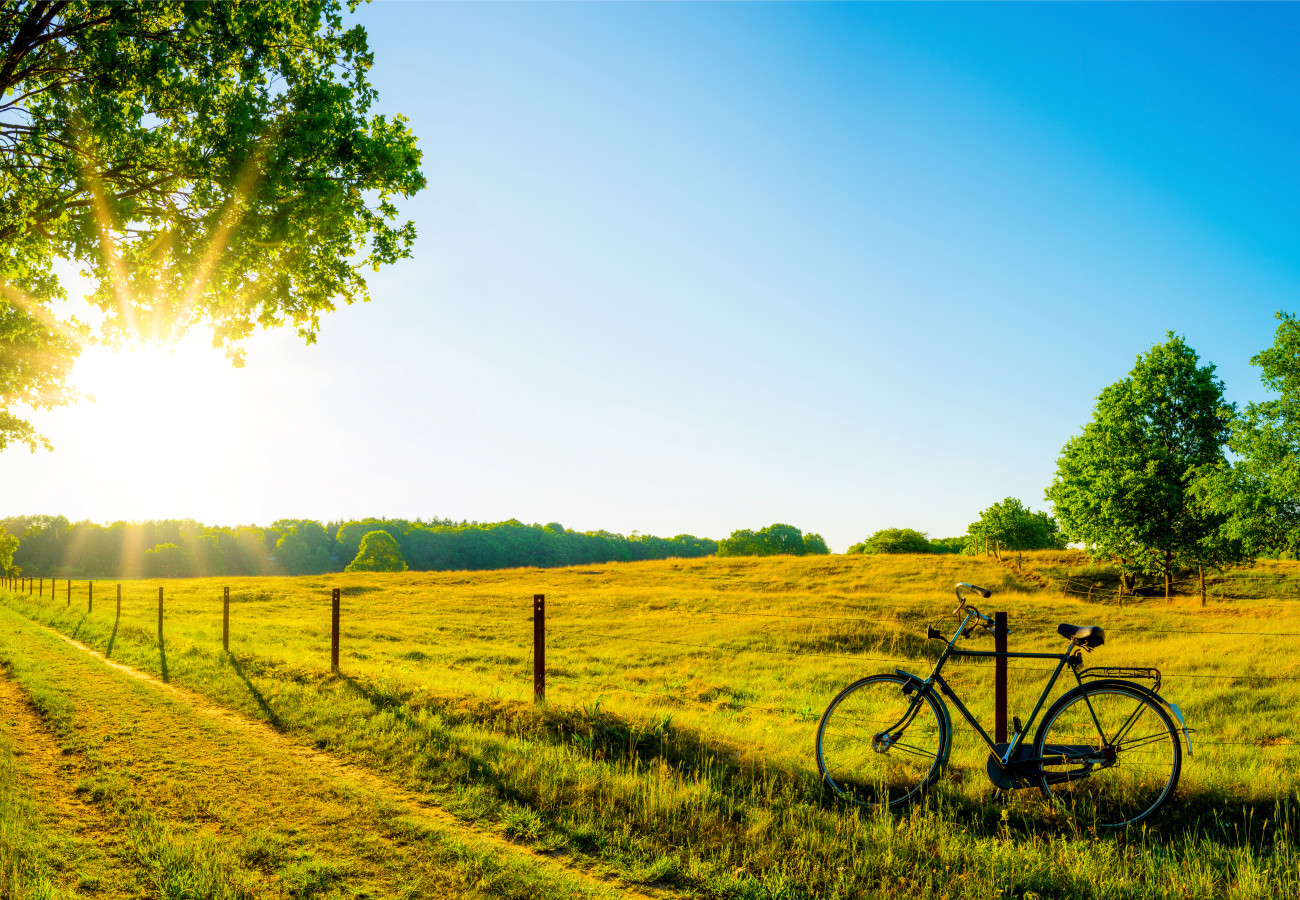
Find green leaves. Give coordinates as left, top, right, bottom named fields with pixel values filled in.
left=345, top=529, right=407, bottom=573
left=846, top=528, right=932, bottom=555
left=1045, top=333, right=1235, bottom=586
left=1203, top=312, right=1300, bottom=555
left=716, top=524, right=830, bottom=557
left=966, top=497, right=1064, bottom=553
left=0, top=0, right=425, bottom=450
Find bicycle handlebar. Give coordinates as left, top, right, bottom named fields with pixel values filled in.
left=950, top=583, right=1006, bottom=636
left=955, top=582, right=992, bottom=602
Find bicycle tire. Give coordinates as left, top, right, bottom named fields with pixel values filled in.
left=1032, top=680, right=1181, bottom=827
left=816, top=673, right=948, bottom=809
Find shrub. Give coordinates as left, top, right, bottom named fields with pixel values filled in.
left=846, top=528, right=932, bottom=555
left=717, top=524, right=830, bottom=557
left=345, top=531, right=408, bottom=573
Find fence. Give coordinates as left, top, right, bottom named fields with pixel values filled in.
left=2, top=573, right=1299, bottom=752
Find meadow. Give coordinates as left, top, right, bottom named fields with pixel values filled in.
left=2, top=551, right=1299, bottom=898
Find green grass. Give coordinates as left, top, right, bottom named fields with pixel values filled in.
left=0, top=732, right=63, bottom=899
left=0, top=605, right=639, bottom=899
left=6, top=553, right=1300, bottom=898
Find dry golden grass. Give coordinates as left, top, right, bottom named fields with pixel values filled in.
left=21, top=551, right=1300, bottom=804
left=8, top=552, right=1300, bottom=899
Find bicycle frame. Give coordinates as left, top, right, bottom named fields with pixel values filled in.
left=896, top=607, right=1085, bottom=772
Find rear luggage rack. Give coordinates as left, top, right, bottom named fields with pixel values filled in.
left=1079, top=666, right=1162, bottom=693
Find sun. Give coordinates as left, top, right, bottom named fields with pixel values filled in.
left=66, top=337, right=246, bottom=499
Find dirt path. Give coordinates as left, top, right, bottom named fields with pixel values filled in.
left=37, top=622, right=667, bottom=900
left=0, top=669, right=138, bottom=898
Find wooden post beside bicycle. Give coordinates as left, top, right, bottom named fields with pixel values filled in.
left=995, top=611, right=1008, bottom=744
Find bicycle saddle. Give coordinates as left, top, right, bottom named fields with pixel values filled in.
left=1057, top=623, right=1105, bottom=649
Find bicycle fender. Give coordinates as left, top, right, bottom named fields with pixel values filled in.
left=892, top=669, right=954, bottom=766
left=1159, top=698, right=1193, bottom=757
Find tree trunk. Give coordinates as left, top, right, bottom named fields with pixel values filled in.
left=1200, top=565, right=1206, bottom=607
left=1164, top=552, right=1172, bottom=601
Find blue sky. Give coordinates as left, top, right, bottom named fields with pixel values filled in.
left=5, top=2, right=1300, bottom=551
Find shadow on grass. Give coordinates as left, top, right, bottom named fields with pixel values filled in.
left=227, top=653, right=285, bottom=730
left=332, top=668, right=772, bottom=815
left=104, top=614, right=120, bottom=659
left=329, top=667, right=1300, bottom=850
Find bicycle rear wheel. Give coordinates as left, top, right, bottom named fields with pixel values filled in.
left=816, top=674, right=948, bottom=809
left=1033, top=682, right=1181, bottom=827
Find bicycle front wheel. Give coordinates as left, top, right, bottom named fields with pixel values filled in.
left=1033, top=682, right=1181, bottom=828
left=816, top=674, right=948, bottom=809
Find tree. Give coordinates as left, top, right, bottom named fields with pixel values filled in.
left=802, top=532, right=831, bottom=555
left=716, top=523, right=826, bottom=557
left=1191, top=312, right=1300, bottom=558
left=1046, top=333, right=1234, bottom=598
left=142, top=541, right=189, bottom=577
left=0, top=1, right=424, bottom=451
left=274, top=520, right=332, bottom=575
left=0, top=529, right=16, bottom=575
left=967, top=497, right=1066, bottom=556
left=345, top=529, right=406, bottom=572
left=846, top=528, right=932, bottom=555
left=928, top=536, right=967, bottom=555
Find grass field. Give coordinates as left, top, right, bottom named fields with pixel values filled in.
left=2, top=551, right=1299, bottom=898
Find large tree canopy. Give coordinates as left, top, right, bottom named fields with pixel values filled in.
left=1046, top=333, right=1235, bottom=597
left=1194, top=311, right=1300, bottom=556
left=0, top=0, right=424, bottom=450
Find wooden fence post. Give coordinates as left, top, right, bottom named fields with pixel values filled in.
left=38, top=577, right=42, bottom=598
left=533, top=593, right=546, bottom=703
left=88, top=580, right=92, bottom=614
left=223, top=587, right=230, bottom=652
left=995, top=611, right=1008, bottom=745
left=157, top=586, right=163, bottom=645
left=67, top=579, right=71, bottom=603
left=331, top=588, right=340, bottom=672
left=116, top=584, right=121, bottom=620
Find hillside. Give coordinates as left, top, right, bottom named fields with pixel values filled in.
left=1, top=552, right=1298, bottom=899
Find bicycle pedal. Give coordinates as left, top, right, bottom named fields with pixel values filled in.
left=1013, top=716, right=1024, bottom=737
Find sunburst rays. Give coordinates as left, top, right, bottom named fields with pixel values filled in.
left=0, top=279, right=86, bottom=352
left=70, top=115, right=274, bottom=349
left=165, top=139, right=273, bottom=346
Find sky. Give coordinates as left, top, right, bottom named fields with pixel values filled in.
left=5, top=2, right=1300, bottom=552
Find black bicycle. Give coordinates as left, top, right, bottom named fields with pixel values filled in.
left=815, top=582, right=1193, bottom=827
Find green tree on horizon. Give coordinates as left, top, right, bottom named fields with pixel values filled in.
left=967, top=497, right=1066, bottom=556
left=717, top=524, right=830, bottom=557
left=0, top=530, right=17, bottom=575
left=1046, top=333, right=1235, bottom=598
left=847, top=528, right=932, bottom=555
left=345, top=530, right=408, bottom=573
left=1194, top=312, right=1300, bottom=559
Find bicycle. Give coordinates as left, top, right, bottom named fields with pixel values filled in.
left=815, top=582, right=1194, bottom=827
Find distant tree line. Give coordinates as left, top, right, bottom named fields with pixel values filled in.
left=848, top=499, right=1065, bottom=557
left=0, top=516, right=719, bottom=578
